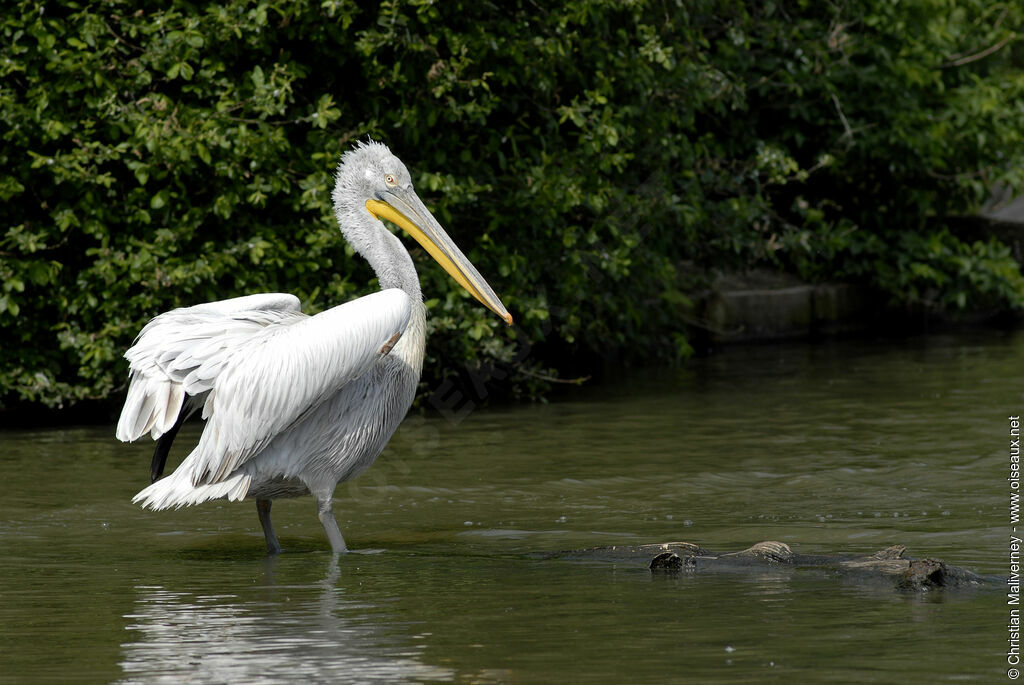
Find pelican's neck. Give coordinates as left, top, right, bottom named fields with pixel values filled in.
left=335, top=203, right=422, bottom=302
left=370, top=228, right=422, bottom=299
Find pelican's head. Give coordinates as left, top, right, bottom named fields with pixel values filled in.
left=333, top=140, right=513, bottom=326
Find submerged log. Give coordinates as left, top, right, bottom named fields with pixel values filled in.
left=549, top=541, right=992, bottom=591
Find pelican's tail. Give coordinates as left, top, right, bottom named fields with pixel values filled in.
left=133, top=469, right=252, bottom=510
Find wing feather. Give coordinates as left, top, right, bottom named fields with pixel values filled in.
left=116, top=289, right=413, bottom=489
left=190, top=289, right=412, bottom=484
left=116, top=293, right=302, bottom=442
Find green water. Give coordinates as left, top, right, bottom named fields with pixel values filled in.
left=0, top=332, right=1017, bottom=683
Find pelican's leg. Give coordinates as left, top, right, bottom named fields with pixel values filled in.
left=256, top=498, right=283, bottom=555
left=315, top=494, right=348, bottom=554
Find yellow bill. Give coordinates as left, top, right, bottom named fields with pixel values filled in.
left=366, top=191, right=513, bottom=326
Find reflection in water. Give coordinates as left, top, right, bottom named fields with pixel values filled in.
left=117, top=558, right=453, bottom=684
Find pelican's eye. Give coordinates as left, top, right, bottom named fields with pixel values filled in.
left=384, top=173, right=397, bottom=187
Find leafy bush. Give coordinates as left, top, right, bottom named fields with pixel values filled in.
left=2, top=0, right=1022, bottom=409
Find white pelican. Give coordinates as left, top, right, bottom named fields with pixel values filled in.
left=116, top=140, right=512, bottom=554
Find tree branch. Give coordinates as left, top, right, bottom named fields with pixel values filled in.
left=942, top=32, right=1016, bottom=68
left=830, top=92, right=854, bottom=143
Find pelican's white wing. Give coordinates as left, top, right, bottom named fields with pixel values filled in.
left=117, top=289, right=412, bottom=487
left=116, top=293, right=303, bottom=442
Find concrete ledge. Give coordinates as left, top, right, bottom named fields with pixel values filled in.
left=698, top=274, right=873, bottom=343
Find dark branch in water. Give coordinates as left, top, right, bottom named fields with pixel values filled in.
left=547, top=541, right=993, bottom=592
left=514, top=365, right=591, bottom=385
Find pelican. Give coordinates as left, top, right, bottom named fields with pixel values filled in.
left=116, top=140, right=512, bottom=554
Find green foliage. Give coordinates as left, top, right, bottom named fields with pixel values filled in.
left=1, top=0, right=1023, bottom=409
